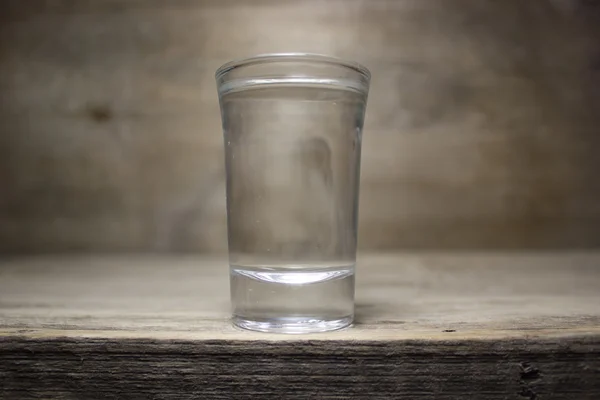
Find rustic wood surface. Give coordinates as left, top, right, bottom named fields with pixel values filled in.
left=1, top=253, right=599, bottom=398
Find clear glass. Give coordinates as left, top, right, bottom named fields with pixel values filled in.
left=216, top=53, right=370, bottom=333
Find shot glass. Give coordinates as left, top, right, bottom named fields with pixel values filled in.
left=216, top=53, right=370, bottom=333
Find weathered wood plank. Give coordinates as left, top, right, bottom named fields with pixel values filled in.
left=1, top=254, right=600, bottom=398
left=1, top=253, right=599, bottom=339
left=1, top=337, right=599, bottom=399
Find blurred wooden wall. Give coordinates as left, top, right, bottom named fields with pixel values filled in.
left=0, top=0, right=599, bottom=253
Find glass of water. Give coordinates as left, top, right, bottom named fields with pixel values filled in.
left=216, top=53, right=370, bottom=333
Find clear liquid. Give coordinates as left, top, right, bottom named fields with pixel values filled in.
left=231, top=264, right=355, bottom=334
left=220, top=79, right=365, bottom=333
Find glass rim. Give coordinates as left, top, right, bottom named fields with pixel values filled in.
left=215, top=53, right=371, bottom=81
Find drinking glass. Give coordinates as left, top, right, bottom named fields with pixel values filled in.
left=216, top=53, right=370, bottom=333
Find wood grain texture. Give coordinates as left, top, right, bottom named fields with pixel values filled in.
left=2, top=337, right=599, bottom=399
left=1, top=253, right=599, bottom=398
left=0, top=0, right=599, bottom=253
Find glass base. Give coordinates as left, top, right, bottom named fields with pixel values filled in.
left=233, top=315, right=353, bottom=334
left=230, top=264, right=355, bottom=334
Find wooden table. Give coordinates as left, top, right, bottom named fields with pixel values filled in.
left=1, top=253, right=599, bottom=399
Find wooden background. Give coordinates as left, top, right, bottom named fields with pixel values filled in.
left=0, top=0, right=599, bottom=253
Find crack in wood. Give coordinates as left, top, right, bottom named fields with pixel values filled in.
left=519, top=362, right=543, bottom=400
